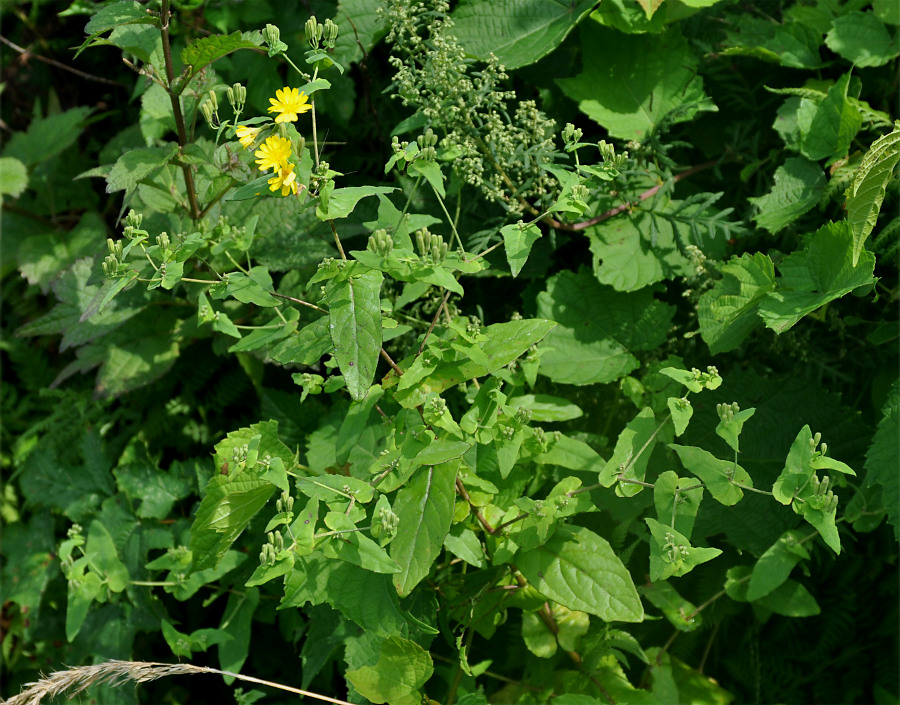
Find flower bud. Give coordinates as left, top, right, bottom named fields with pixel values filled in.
left=200, top=100, right=217, bottom=128
left=263, top=23, right=281, bottom=48
left=323, top=18, right=339, bottom=48
left=125, top=209, right=142, bottom=229
left=208, top=89, right=218, bottom=112
left=305, top=16, right=322, bottom=49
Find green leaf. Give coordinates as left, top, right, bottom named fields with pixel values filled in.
left=346, top=636, right=434, bottom=705
left=669, top=444, right=752, bottom=506
left=536, top=268, right=673, bottom=386
left=847, top=123, right=900, bottom=265
left=223, top=268, right=278, bottom=307
left=0, top=157, right=28, bottom=197
left=667, top=398, right=693, bottom=436
left=516, top=525, right=643, bottom=622
left=114, top=461, right=193, bottom=519
left=86, top=520, right=129, bottom=592
left=727, top=568, right=820, bottom=616
left=502, top=222, right=541, bottom=278
left=747, top=530, right=811, bottom=601
left=522, top=610, right=558, bottom=658
left=106, top=143, right=179, bottom=193
left=557, top=21, right=715, bottom=140
left=748, top=157, right=826, bottom=233
left=67, top=570, right=102, bottom=641
left=180, top=31, right=264, bottom=87
left=329, top=269, right=383, bottom=401
left=654, top=471, right=703, bottom=540
left=825, top=11, right=900, bottom=68
left=797, top=73, right=863, bottom=164
left=84, top=0, right=151, bottom=35
left=389, top=460, right=459, bottom=597
left=316, top=186, right=396, bottom=220
left=508, top=394, right=583, bottom=422
left=772, top=425, right=816, bottom=506
left=599, top=407, right=658, bottom=496
left=719, top=17, right=824, bottom=69
left=639, top=581, right=702, bottom=632
left=587, top=212, right=691, bottom=292
left=646, top=518, right=722, bottom=581
left=408, top=159, right=445, bottom=198
left=336, top=386, right=385, bottom=464
left=451, top=0, right=595, bottom=69
left=321, top=512, right=401, bottom=574
left=269, top=316, right=332, bottom=366
left=758, top=221, right=877, bottom=334
left=715, top=408, right=756, bottom=453
left=2, top=106, right=92, bottom=168
left=865, top=378, right=899, bottom=540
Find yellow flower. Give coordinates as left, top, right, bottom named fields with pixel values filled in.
left=268, top=162, right=299, bottom=197
left=235, top=125, right=260, bottom=149
left=254, top=135, right=292, bottom=172
left=267, top=87, right=312, bottom=123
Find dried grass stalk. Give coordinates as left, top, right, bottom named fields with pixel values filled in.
left=2, top=660, right=353, bottom=705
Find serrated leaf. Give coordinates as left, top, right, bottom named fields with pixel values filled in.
left=516, top=524, right=643, bottom=622
left=748, top=157, right=825, bottom=233
left=558, top=22, right=715, bottom=140
left=747, top=529, right=810, bottom=601
left=536, top=268, right=673, bottom=386
left=346, top=636, right=434, bottom=705
left=389, top=460, right=459, bottom=597
left=698, top=253, right=777, bottom=354
left=847, top=123, right=900, bottom=265
left=180, top=31, right=264, bottom=87
left=865, top=378, right=899, bottom=540
left=502, top=222, right=541, bottom=278
left=669, top=444, right=752, bottom=506
left=316, top=186, right=396, bottom=220
left=106, top=143, right=179, bottom=193
left=114, top=462, right=193, bottom=519
left=758, top=221, right=876, bottom=333
left=797, top=73, right=862, bottom=164
left=450, top=0, right=595, bottom=69
left=825, top=11, right=900, bottom=68
left=2, top=106, right=92, bottom=168
left=329, top=269, right=383, bottom=401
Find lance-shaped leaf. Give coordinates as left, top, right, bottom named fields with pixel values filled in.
left=847, top=122, right=900, bottom=265
left=669, top=444, right=752, bottom=506
left=329, top=269, right=383, bottom=401
left=516, top=524, right=644, bottom=622
left=389, top=460, right=459, bottom=597
left=747, top=529, right=811, bottom=601
left=502, top=222, right=542, bottom=277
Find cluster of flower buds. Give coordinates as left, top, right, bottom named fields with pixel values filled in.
left=200, top=89, right=219, bottom=128
left=810, top=474, right=839, bottom=513
left=717, top=401, right=740, bottom=424
left=259, top=531, right=284, bottom=566
left=275, top=490, right=294, bottom=515
left=367, top=228, right=394, bottom=257
left=263, top=24, right=288, bottom=57
left=809, top=431, right=828, bottom=458
left=371, top=505, right=399, bottom=541
left=232, top=443, right=249, bottom=467
left=226, top=83, right=247, bottom=113
left=306, top=16, right=339, bottom=50
left=515, top=406, right=532, bottom=425
left=415, top=227, right=448, bottom=263
left=598, top=140, right=629, bottom=170
left=155, top=232, right=170, bottom=252
left=102, top=237, right=125, bottom=278
left=424, top=396, right=448, bottom=425
left=663, top=531, right=690, bottom=564
left=416, top=128, right=438, bottom=161
left=561, top=122, right=583, bottom=147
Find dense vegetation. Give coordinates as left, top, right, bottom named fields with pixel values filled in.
left=1, top=1, right=898, bottom=704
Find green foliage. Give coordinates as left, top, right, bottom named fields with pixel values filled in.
left=2, top=1, right=897, bottom=705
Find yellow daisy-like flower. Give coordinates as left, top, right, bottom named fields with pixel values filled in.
left=267, top=87, right=312, bottom=123
left=254, top=135, right=292, bottom=172
left=235, top=125, right=260, bottom=149
left=268, top=162, right=299, bottom=197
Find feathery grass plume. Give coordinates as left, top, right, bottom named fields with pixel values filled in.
left=3, top=660, right=354, bottom=705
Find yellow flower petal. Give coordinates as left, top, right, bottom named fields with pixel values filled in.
left=254, top=135, right=292, bottom=172
left=266, top=86, right=312, bottom=123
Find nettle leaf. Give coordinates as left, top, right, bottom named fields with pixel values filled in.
left=720, top=17, right=824, bottom=69
left=847, top=122, right=900, bottom=265
left=390, top=460, right=458, bottom=597
left=76, top=0, right=157, bottom=58
left=587, top=212, right=691, bottom=293
left=106, top=143, right=179, bottom=193
left=865, top=378, right=899, bottom=540
left=748, top=157, right=826, bottom=233
left=557, top=21, right=715, bottom=140
left=515, top=524, right=643, bottom=622
left=825, top=11, right=900, bottom=68
left=758, top=221, right=877, bottom=334
left=796, top=73, right=863, bottom=164
left=180, top=31, right=264, bottom=87
left=747, top=529, right=811, bottom=601
left=114, top=461, right=193, bottom=519
left=536, top=268, right=674, bottom=386
left=502, top=222, right=542, bottom=278
left=450, top=0, right=595, bottom=69
left=329, top=269, right=383, bottom=401
left=669, top=444, right=752, bottom=506
left=346, top=636, right=434, bottom=705
left=646, top=518, right=722, bottom=581
left=698, top=253, right=776, bottom=354
left=2, top=106, right=92, bottom=168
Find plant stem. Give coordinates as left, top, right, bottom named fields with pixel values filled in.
left=417, top=289, right=453, bottom=356
left=328, top=219, right=347, bottom=260
left=380, top=348, right=404, bottom=376
left=270, top=291, right=327, bottom=313
left=159, top=0, right=200, bottom=220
